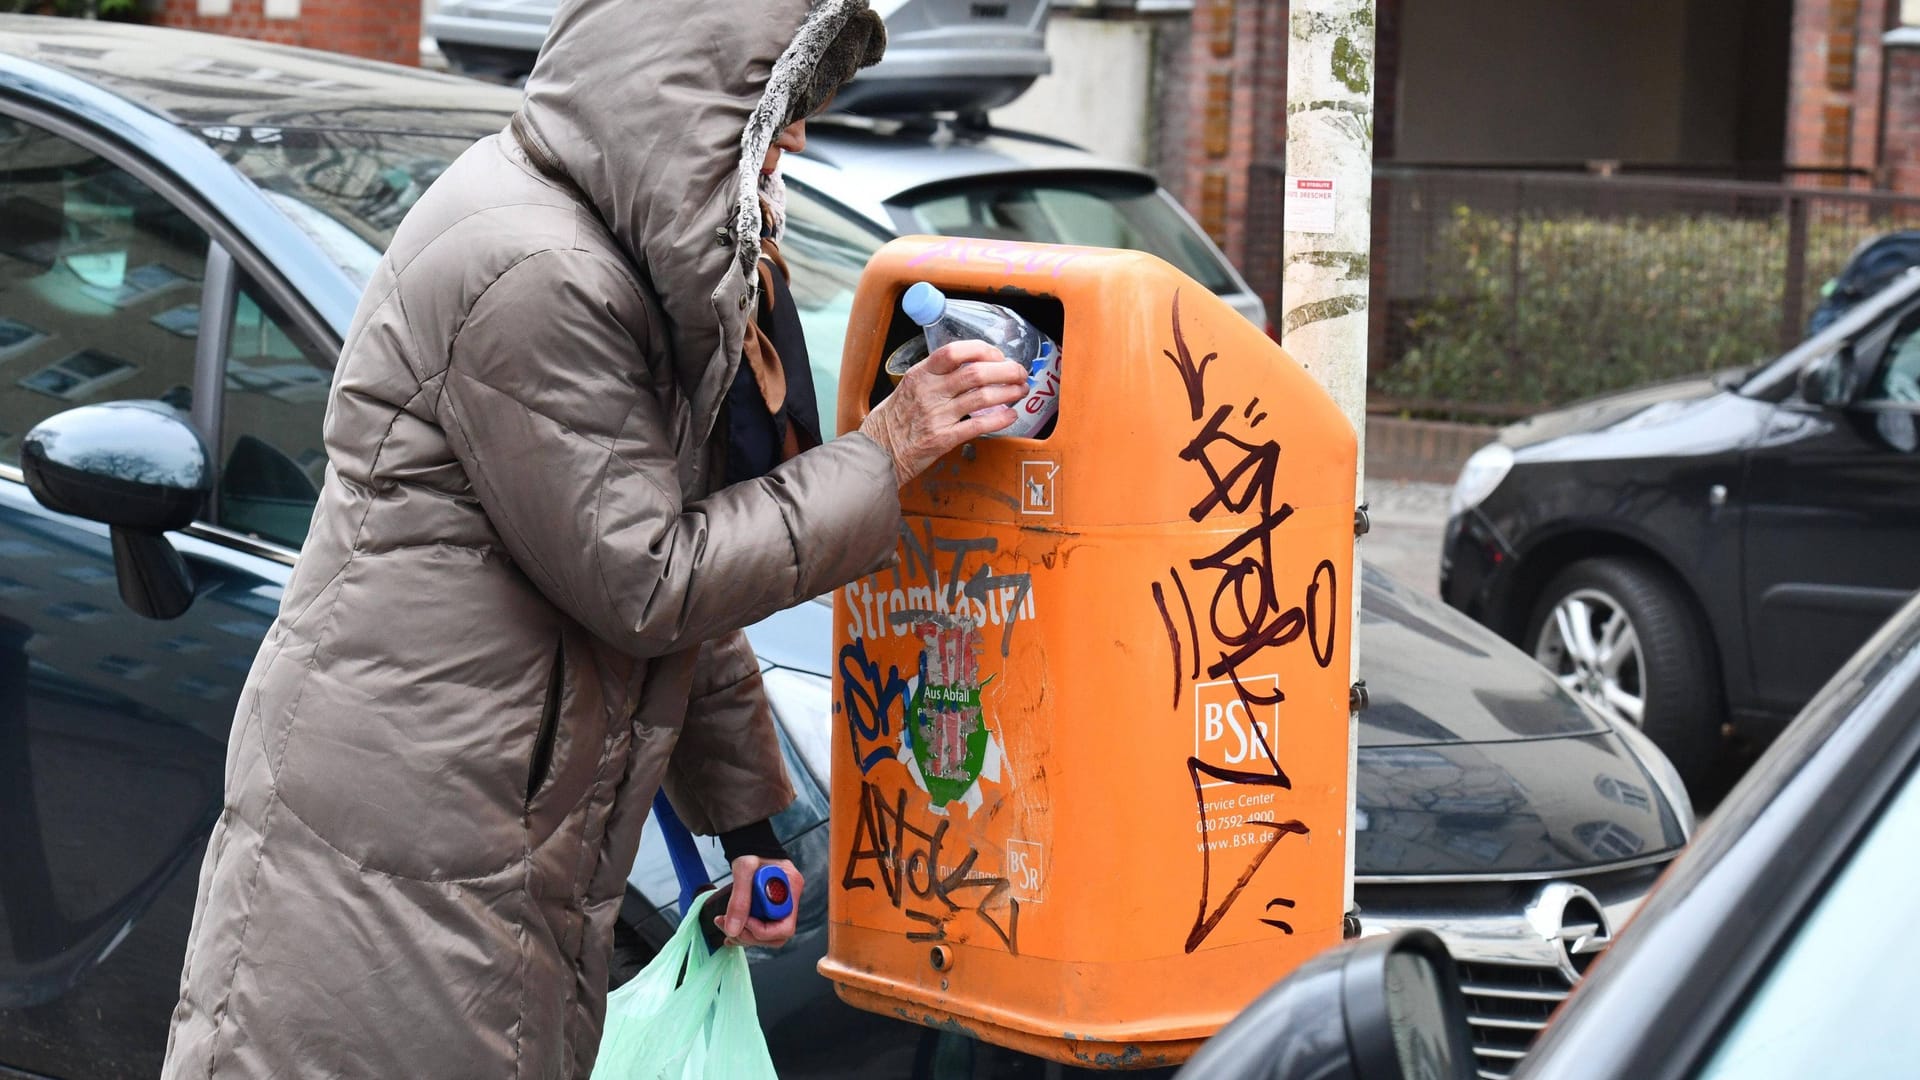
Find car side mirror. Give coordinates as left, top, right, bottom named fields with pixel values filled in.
left=1799, top=346, right=1859, bottom=409
left=1177, top=929, right=1478, bottom=1080
left=20, top=401, right=211, bottom=620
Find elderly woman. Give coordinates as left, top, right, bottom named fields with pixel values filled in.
left=160, top=1, right=1027, bottom=1076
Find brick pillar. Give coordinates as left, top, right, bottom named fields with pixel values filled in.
left=1884, top=31, right=1920, bottom=191
left=1784, top=0, right=1892, bottom=183
left=1181, top=0, right=1286, bottom=273
left=151, top=0, right=420, bottom=66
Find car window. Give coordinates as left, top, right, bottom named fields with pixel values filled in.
left=217, top=276, right=335, bottom=548
left=1695, top=761, right=1920, bottom=1078
left=892, top=174, right=1237, bottom=293
left=1862, top=312, right=1920, bottom=407
left=782, top=181, right=887, bottom=439
left=0, top=115, right=207, bottom=466
left=199, top=126, right=496, bottom=291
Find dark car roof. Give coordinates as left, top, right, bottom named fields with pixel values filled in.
left=0, top=15, right=517, bottom=137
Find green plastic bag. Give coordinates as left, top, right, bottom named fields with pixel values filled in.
left=590, top=890, right=778, bottom=1080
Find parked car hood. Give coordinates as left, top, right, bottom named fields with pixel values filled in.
left=1354, top=565, right=1610, bottom=745
left=1354, top=733, right=1685, bottom=876
left=1498, top=374, right=1730, bottom=451
left=1350, top=572, right=1685, bottom=872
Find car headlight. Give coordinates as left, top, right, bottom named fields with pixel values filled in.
left=1447, top=443, right=1514, bottom=519
left=1611, top=719, right=1696, bottom=838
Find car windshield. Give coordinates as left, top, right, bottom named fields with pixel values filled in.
left=784, top=180, right=891, bottom=435
left=891, top=174, right=1238, bottom=294
left=197, top=125, right=498, bottom=290
left=1696, top=754, right=1920, bottom=1078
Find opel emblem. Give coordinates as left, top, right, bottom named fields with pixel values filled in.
left=1524, top=882, right=1613, bottom=983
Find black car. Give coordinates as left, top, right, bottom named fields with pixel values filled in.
left=1184, top=586, right=1920, bottom=1080
left=0, top=18, right=1687, bottom=1080
left=1442, top=270, right=1920, bottom=787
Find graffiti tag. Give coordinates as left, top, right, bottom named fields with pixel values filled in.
left=1150, top=289, right=1336, bottom=953
left=843, top=779, right=1021, bottom=954
left=838, top=637, right=912, bottom=775
left=905, top=238, right=1093, bottom=279
left=845, top=519, right=1036, bottom=658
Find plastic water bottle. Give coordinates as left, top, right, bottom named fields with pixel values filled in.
left=902, top=281, right=1061, bottom=439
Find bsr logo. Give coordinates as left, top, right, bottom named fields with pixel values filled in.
left=1193, top=677, right=1282, bottom=781
left=1201, top=699, right=1271, bottom=765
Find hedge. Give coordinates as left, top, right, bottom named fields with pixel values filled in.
left=1372, top=203, right=1893, bottom=417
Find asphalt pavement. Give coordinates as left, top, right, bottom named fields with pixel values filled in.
left=1362, top=479, right=1451, bottom=598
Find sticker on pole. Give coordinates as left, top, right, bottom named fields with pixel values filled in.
left=1285, top=176, right=1337, bottom=235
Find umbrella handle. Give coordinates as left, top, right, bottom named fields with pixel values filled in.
left=650, top=790, right=711, bottom=918
left=650, top=792, right=794, bottom=952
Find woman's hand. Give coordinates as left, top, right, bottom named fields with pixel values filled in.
left=714, top=856, right=804, bottom=948
left=859, top=341, right=1029, bottom=486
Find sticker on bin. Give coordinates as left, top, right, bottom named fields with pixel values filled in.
left=1019, top=460, right=1056, bottom=515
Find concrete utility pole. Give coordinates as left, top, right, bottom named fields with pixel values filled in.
left=1280, top=0, right=1374, bottom=918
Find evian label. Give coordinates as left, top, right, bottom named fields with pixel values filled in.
left=986, top=340, right=1061, bottom=439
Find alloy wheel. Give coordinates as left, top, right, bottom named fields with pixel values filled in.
left=1533, top=588, right=1647, bottom=728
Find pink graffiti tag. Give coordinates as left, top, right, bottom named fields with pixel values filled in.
left=905, top=237, right=1093, bottom=279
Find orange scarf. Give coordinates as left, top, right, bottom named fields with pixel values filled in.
left=740, top=206, right=806, bottom=462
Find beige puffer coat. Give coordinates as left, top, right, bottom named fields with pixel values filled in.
left=161, top=2, right=897, bottom=1076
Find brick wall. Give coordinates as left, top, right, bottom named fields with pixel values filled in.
left=150, top=0, right=419, bottom=66
left=1784, top=0, right=1892, bottom=182
left=1180, top=0, right=1285, bottom=269
left=1885, top=38, right=1920, bottom=190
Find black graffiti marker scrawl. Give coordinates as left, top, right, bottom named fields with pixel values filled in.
left=1154, top=292, right=1337, bottom=953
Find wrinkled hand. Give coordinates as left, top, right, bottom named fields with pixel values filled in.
left=714, top=856, right=804, bottom=948
left=860, top=341, right=1029, bottom=486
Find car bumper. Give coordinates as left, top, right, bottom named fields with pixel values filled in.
left=1441, top=507, right=1517, bottom=629
left=1355, top=857, right=1669, bottom=1079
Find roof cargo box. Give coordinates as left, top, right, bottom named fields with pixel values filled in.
left=427, top=0, right=1052, bottom=114
left=827, top=0, right=1051, bottom=118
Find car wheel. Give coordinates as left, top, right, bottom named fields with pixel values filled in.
left=1526, top=557, right=1721, bottom=784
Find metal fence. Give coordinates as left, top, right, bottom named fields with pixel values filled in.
left=1249, top=164, right=1920, bottom=421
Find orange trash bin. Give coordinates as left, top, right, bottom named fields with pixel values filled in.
left=823, top=237, right=1358, bottom=1069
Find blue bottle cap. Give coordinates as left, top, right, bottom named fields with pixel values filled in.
left=752, top=865, right=795, bottom=922
left=902, top=281, right=947, bottom=327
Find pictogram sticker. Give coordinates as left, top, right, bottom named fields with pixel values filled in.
left=1020, top=460, right=1057, bottom=516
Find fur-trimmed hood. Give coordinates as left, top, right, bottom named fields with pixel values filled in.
left=511, top=0, right=883, bottom=448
